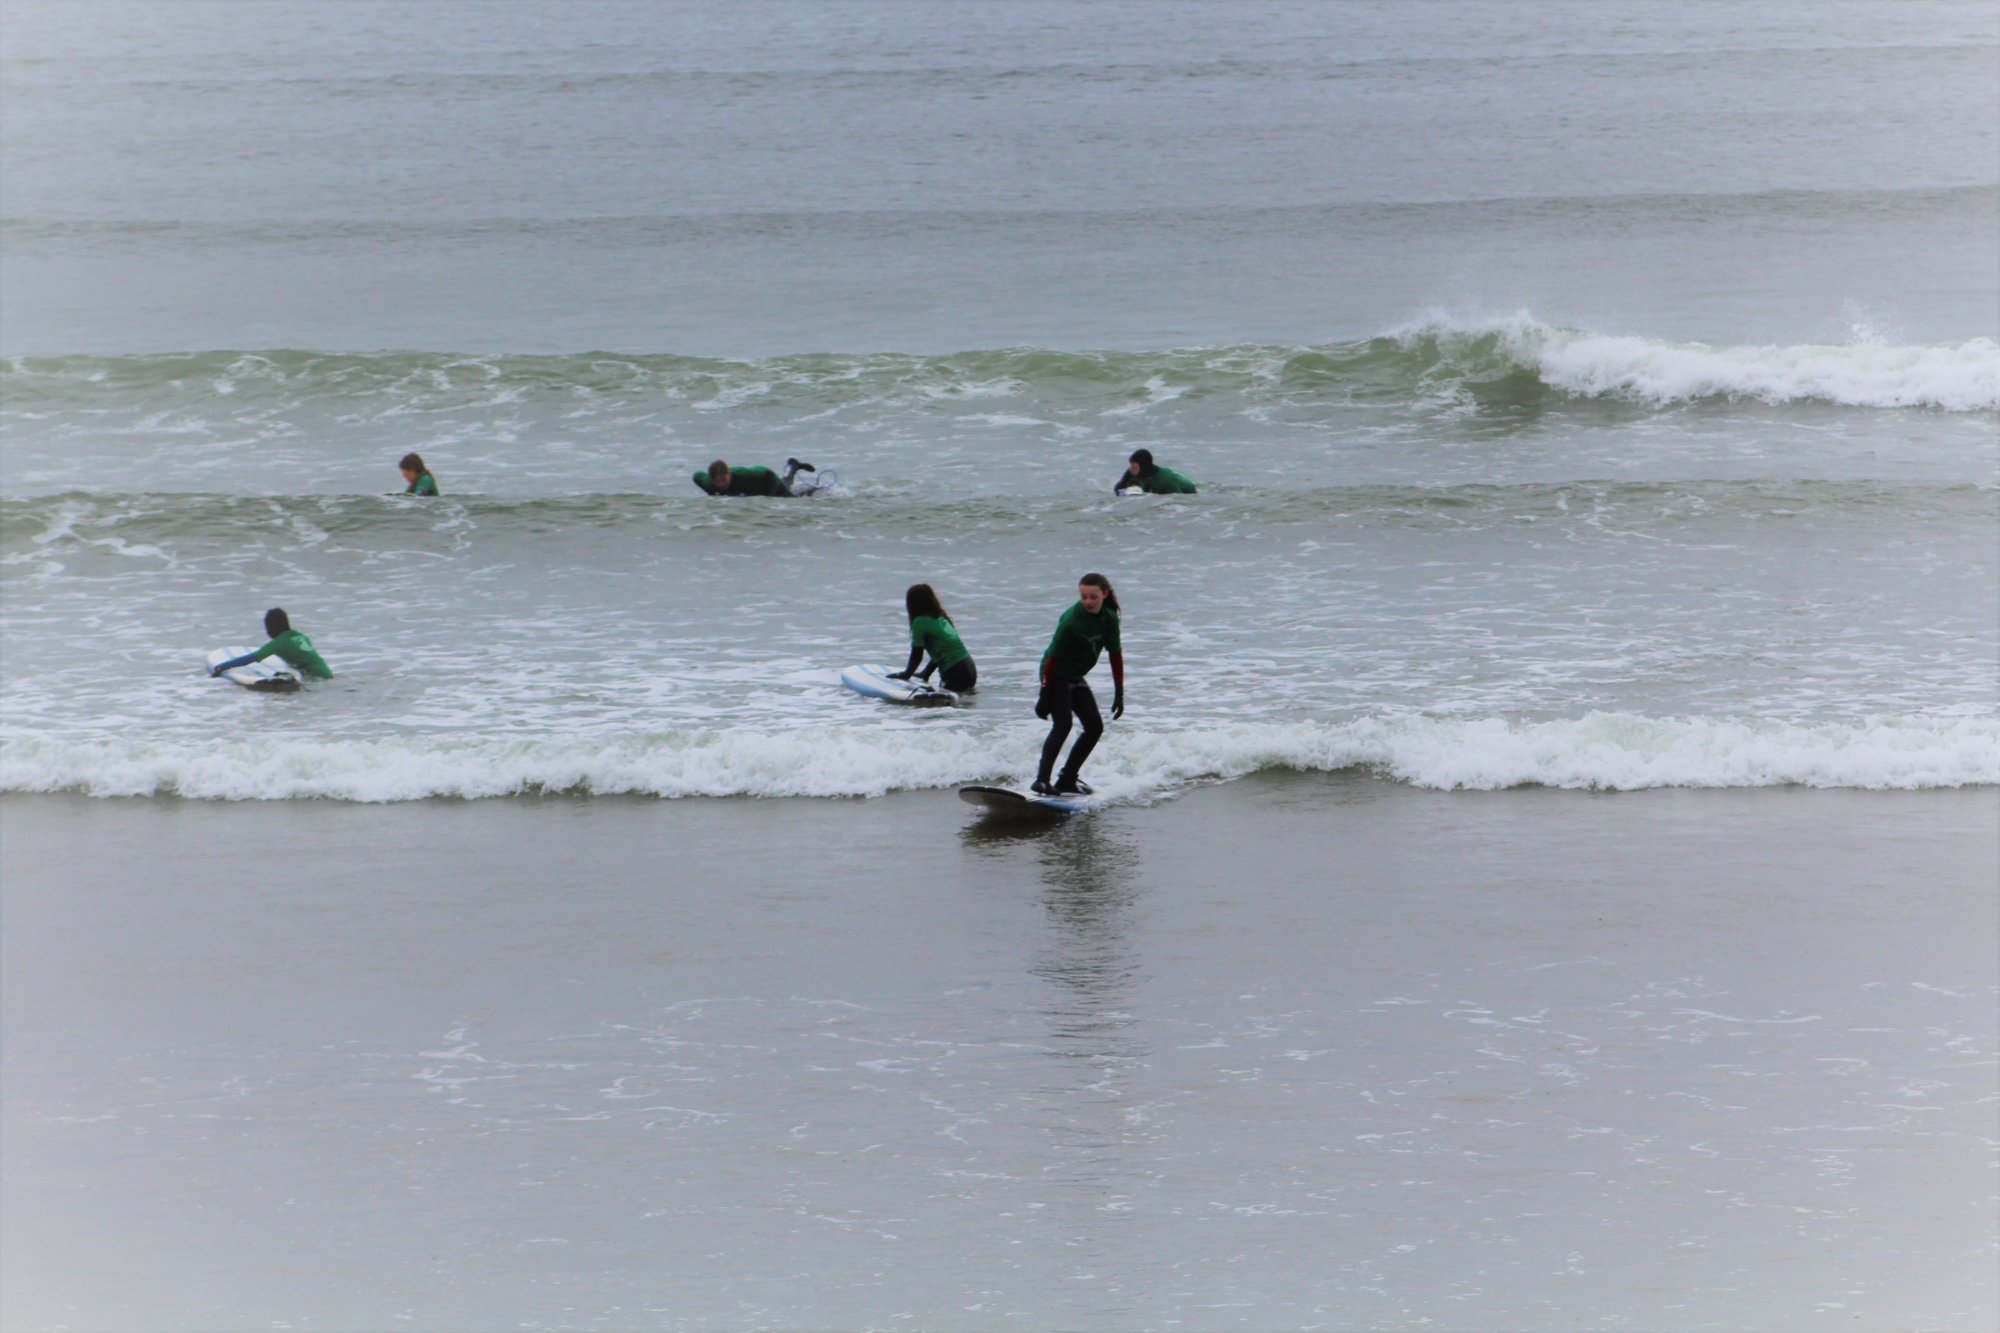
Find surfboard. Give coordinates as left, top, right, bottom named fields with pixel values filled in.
left=958, top=784, right=1095, bottom=816
left=206, top=646, right=303, bottom=693
left=840, top=663, right=958, bottom=706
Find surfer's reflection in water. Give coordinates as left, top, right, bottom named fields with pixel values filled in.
left=965, top=814, right=1148, bottom=1216
left=962, top=815, right=1144, bottom=1056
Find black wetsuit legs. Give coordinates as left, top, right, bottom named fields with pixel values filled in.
left=1036, top=681, right=1103, bottom=784
left=941, top=659, right=977, bottom=694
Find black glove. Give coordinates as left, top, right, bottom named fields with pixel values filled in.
left=886, top=670, right=911, bottom=680
left=1034, top=683, right=1055, bottom=720
left=1111, top=690, right=1125, bottom=720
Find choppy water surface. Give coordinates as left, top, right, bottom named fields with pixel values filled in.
left=4, top=319, right=1997, bottom=799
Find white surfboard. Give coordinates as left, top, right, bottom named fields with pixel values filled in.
left=206, top=646, right=303, bottom=693
left=840, top=663, right=958, bottom=707
left=958, top=784, right=1095, bottom=816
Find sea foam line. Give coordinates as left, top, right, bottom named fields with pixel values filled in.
left=3, top=713, right=1993, bottom=802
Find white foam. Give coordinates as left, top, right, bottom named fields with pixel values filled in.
left=1393, top=311, right=2000, bottom=411
left=3, top=713, right=1992, bottom=802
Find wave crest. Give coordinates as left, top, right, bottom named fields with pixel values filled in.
left=1388, top=312, right=2000, bottom=411
left=4, top=713, right=1991, bottom=802
left=6, top=315, right=1994, bottom=417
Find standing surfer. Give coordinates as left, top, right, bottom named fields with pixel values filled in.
left=887, top=583, right=978, bottom=694
left=1032, top=572, right=1124, bottom=795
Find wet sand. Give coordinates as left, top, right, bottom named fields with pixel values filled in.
left=4, top=779, right=1996, bottom=1330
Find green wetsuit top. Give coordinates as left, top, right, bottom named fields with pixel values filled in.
left=1116, top=464, right=1197, bottom=494
left=904, top=614, right=971, bottom=677
left=1040, top=602, right=1121, bottom=684
left=249, top=629, right=333, bottom=679
left=694, top=466, right=791, bottom=497
left=405, top=473, right=438, bottom=496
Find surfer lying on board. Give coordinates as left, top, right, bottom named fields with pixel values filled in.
left=398, top=452, right=439, bottom=496
left=1032, top=572, right=1123, bottom=796
left=1114, top=448, right=1197, bottom=494
left=209, top=608, right=334, bottom=679
left=693, top=457, right=815, bottom=497
left=887, top=583, right=978, bottom=694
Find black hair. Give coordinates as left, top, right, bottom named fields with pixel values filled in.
left=1127, top=448, right=1156, bottom=476
left=1078, top=572, right=1120, bottom=613
left=905, top=583, right=950, bottom=623
left=264, top=607, right=291, bottom=638
left=707, top=459, right=731, bottom=480
left=398, top=452, right=430, bottom=476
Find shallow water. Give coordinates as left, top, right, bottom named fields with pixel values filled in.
left=4, top=783, right=1996, bottom=1330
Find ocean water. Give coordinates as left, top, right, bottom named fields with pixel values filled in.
left=5, top=0, right=1998, bottom=810
left=4, top=4, right=1999, bottom=1328
left=3, top=0, right=1995, bottom=805
left=3, top=318, right=1996, bottom=800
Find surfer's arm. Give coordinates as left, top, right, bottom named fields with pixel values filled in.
left=692, top=472, right=720, bottom=495
left=890, top=644, right=924, bottom=679
left=1109, top=652, right=1125, bottom=718
left=210, top=638, right=277, bottom=676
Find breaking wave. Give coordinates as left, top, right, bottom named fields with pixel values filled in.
left=5, top=712, right=1992, bottom=802
left=5, top=314, right=1993, bottom=418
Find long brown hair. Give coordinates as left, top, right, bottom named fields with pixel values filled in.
left=1078, top=572, right=1120, bottom=613
left=905, top=582, right=950, bottom=623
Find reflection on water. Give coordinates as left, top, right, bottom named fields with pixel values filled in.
left=964, top=811, right=1151, bottom=1236
left=961, top=816, right=1143, bottom=1046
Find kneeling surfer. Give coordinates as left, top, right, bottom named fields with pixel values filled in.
left=1032, top=572, right=1123, bottom=796
left=694, top=457, right=815, bottom=497
left=210, top=607, right=334, bottom=680
left=887, top=583, right=977, bottom=694
left=1115, top=448, right=1197, bottom=494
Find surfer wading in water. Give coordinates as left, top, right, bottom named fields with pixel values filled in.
left=1032, top=572, right=1123, bottom=796
left=693, top=458, right=815, bottom=497
left=398, top=452, right=439, bottom=496
left=887, top=582, right=977, bottom=694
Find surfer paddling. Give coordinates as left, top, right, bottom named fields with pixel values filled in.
left=887, top=583, right=978, bottom=694
left=1031, top=572, right=1123, bottom=796
left=1114, top=448, right=1197, bottom=494
left=693, top=458, right=816, bottom=497
left=209, top=608, right=334, bottom=680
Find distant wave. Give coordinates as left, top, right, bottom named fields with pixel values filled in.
left=5, top=713, right=1992, bottom=801
left=1387, top=313, right=2000, bottom=412
left=6, top=314, right=1995, bottom=416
